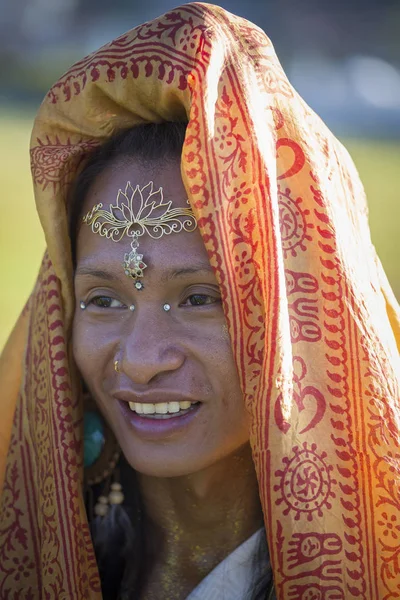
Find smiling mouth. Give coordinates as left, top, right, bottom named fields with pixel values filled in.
left=128, top=401, right=200, bottom=419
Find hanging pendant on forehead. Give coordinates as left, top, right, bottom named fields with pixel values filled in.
left=123, top=236, right=147, bottom=290
left=82, top=181, right=198, bottom=291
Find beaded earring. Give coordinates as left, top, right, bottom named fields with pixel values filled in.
left=83, top=393, right=124, bottom=519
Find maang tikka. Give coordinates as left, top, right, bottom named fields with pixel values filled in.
left=82, top=181, right=197, bottom=290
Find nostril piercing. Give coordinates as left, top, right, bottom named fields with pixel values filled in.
left=163, top=303, right=171, bottom=312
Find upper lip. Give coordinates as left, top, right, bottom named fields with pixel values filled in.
left=113, top=390, right=201, bottom=405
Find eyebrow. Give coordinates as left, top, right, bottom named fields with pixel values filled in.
left=162, top=265, right=215, bottom=283
left=74, top=264, right=215, bottom=282
left=75, top=267, right=118, bottom=281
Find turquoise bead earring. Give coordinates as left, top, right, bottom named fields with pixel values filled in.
left=83, top=393, right=123, bottom=517
left=84, top=410, right=105, bottom=468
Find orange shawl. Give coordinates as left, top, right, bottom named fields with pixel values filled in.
left=1, top=3, right=400, bottom=598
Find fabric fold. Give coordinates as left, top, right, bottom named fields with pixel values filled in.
left=1, top=3, right=399, bottom=598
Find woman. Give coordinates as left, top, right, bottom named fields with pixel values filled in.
left=72, top=121, right=271, bottom=599
left=1, top=3, right=399, bottom=599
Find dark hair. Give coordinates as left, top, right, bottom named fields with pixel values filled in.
left=72, top=122, right=273, bottom=599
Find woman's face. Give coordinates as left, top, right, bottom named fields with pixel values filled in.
left=73, top=157, right=250, bottom=477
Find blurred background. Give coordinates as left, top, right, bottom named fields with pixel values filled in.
left=1, top=0, right=400, bottom=349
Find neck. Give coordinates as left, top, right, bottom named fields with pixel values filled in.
left=136, top=444, right=263, bottom=598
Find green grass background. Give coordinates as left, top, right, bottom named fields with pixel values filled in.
left=1, top=111, right=399, bottom=351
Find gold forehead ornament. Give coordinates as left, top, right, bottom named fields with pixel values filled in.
left=82, top=181, right=198, bottom=290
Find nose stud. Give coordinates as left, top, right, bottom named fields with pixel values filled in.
left=163, top=303, right=171, bottom=312
left=129, top=304, right=135, bottom=312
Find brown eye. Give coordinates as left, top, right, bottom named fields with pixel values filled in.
left=89, top=296, right=125, bottom=309
left=184, top=294, right=219, bottom=307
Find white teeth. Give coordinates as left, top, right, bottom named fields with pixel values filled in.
left=128, top=401, right=196, bottom=415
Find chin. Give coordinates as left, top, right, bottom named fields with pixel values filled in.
left=121, top=446, right=209, bottom=478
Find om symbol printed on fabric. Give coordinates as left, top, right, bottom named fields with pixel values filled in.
left=274, top=443, right=337, bottom=521
left=274, top=356, right=326, bottom=435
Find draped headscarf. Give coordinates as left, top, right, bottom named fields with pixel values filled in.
left=1, top=3, right=400, bottom=598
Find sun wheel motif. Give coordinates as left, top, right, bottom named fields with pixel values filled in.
left=274, top=442, right=337, bottom=521
left=278, top=185, right=314, bottom=258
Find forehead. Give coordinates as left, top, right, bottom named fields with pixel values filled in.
left=76, top=156, right=209, bottom=274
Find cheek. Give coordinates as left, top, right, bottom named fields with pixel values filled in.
left=210, top=331, right=242, bottom=391
left=72, top=314, right=91, bottom=380
left=207, top=335, right=248, bottom=423
left=72, top=314, right=112, bottom=389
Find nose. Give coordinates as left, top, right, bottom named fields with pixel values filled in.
left=119, top=305, right=185, bottom=385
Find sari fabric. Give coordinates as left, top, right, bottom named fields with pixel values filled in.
left=1, top=3, right=400, bottom=598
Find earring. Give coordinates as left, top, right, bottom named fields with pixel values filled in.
left=163, top=303, right=171, bottom=312
left=83, top=395, right=120, bottom=480
left=83, top=393, right=123, bottom=519
left=114, top=360, right=120, bottom=373
left=80, top=301, right=86, bottom=310
left=94, top=482, right=125, bottom=517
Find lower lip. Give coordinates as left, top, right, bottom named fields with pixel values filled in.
left=117, top=401, right=202, bottom=439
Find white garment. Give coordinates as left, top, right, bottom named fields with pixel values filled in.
left=185, top=529, right=271, bottom=600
